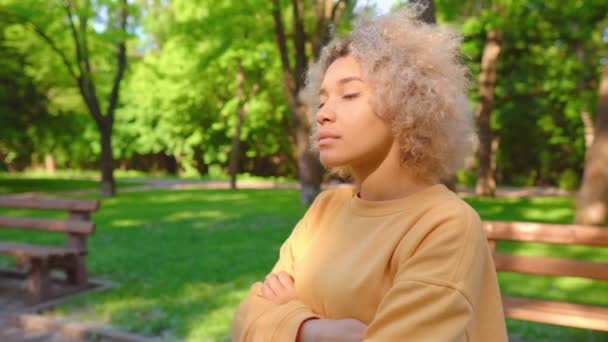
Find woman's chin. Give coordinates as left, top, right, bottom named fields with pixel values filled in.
left=319, top=154, right=348, bottom=169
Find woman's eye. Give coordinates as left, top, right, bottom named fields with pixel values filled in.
left=318, top=102, right=325, bottom=109
left=343, top=93, right=359, bottom=99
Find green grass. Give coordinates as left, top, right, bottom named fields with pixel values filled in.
left=1, top=167, right=297, bottom=184
left=0, top=181, right=607, bottom=341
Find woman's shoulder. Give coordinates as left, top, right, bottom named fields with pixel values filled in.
left=311, top=185, right=354, bottom=208
left=425, top=186, right=481, bottom=224
left=407, top=186, right=484, bottom=247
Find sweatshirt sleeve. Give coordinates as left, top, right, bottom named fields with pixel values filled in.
left=363, top=207, right=484, bottom=341
left=231, top=211, right=320, bottom=342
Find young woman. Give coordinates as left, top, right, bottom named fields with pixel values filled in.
left=232, top=8, right=507, bottom=342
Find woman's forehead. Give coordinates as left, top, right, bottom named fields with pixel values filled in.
left=319, top=56, right=364, bottom=92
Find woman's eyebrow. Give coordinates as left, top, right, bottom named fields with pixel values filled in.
left=338, top=76, right=363, bottom=84
left=319, top=77, right=363, bottom=95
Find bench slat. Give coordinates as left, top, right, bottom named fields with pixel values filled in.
left=0, top=216, right=94, bottom=235
left=484, top=221, right=608, bottom=246
left=493, top=253, right=608, bottom=281
left=0, top=242, right=85, bottom=258
left=0, top=195, right=99, bottom=212
left=503, top=296, right=608, bottom=331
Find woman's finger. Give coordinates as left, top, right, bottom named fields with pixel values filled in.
left=261, top=281, right=277, bottom=300
left=265, top=273, right=285, bottom=294
left=276, top=271, right=295, bottom=289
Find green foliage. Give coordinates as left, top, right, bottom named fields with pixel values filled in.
left=558, top=169, right=580, bottom=192
left=1, top=0, right=608, bottom=185
left=458, top=0, right=608, bottom=188
left=113, top=0, right=295, bottom=177
left=0, top=0, right=138, bottom=172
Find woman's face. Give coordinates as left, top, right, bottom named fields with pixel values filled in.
left=316, top=55, right=394, bottom=170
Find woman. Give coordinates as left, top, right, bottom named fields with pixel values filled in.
left=232, top=8, right=507, bottom=342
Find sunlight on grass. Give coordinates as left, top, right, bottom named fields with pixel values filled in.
left=165, top=210, right=225, bottom=222
left=111, top=219, right=147, bottom=228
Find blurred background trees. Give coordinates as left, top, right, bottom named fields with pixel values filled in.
left=0, top=0, right=607, bottom=220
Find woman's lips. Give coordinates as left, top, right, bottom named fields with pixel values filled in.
left=318, top=137, right=338, bottom=146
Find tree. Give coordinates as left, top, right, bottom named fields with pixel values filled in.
left=229, top=63, right=259, bottom=189
left=270, top=0, right=353, bottom=204
left=576, top=52, right=608, bottom=225
left=115, top=0, right=295, bottom=180
left=474, top=25, right=502, bottom=197
left=0, top=18, right=48, bottom=170
left=410, top=0, right=436, bottom=24
left=1, top=0, right=130, bottom=197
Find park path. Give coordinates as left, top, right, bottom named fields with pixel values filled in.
left=0, top=319, right=72, bottom=342
left=59, top=177, right=573, bottom=198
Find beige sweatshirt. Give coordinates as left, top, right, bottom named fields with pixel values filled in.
left=232, top=184, right=508, bottom=341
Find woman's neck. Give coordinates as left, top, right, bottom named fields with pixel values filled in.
left=351, top=143, right=437, bottom=201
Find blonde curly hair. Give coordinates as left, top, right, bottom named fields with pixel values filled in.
left=302, top=7, right=476, bottom=182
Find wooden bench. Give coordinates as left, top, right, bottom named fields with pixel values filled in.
left=483, top=220, right=608, bottom=331
left=0, top=195, right=100, bottom=303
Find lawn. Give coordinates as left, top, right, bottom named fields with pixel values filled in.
left=0, top=183, right=607, bottom=341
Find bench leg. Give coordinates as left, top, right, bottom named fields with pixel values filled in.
left=15, top=255, right=29, bottom=270
left=65, top=255, right=88, bottom=288
left=27, top=258, right=51, bottom=303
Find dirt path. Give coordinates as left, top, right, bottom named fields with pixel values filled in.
left=59, top=177, right=573, bottom=198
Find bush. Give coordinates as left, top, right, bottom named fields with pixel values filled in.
left=558, top=169, right=579, bottom=191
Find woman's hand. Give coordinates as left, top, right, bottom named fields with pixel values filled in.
left=261, top=271, right=298, bottom=305
left=297, top=318, right=367, bottom=342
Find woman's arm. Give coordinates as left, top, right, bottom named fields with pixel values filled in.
left=259, top=271, right=367, bottom=342
left=231, top=217, right=319, bottom=342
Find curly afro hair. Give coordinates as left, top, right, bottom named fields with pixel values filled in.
left=302, top=7, right=476, bottom=182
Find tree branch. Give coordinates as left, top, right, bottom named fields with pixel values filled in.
left=63, top=1, right=85, bottom=76
left=64, top=0, right=104, bottom=124
left=30, top=24, right=80, bottom=81
left=330, top=0, right=348, bottom=23
left=271, top=0, right=296, bottom=96
left=312, top=0, right=349, bottom=59
left=291, top=0, right=307, bottom=93
left=0, top=9, right=79, bottom=81
left=106, top=0, right=128, bottom=123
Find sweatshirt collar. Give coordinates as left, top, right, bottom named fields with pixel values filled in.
left=348, top=183, right=447, bottom=217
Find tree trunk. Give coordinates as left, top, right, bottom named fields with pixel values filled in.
left=194, top=148, right=209, bottom=176
left=575, top=60, right=608, bottom=226
left=229, top=64, right=246, bottom=190
left=410, top=0, right=436, bottom=24
left=475, top=29, right=502, bottom=197
left=229, top=124, right=243, bottom=190
left=99, top=123, right=115, bottom=197
left=581, top=111, right=595, bottom=149
left=294, top=104, right=324, bottom=203
left=229, top=65, right=259, bottom=190
left=271, top=0, right=340, bottom=204
left=164, top=154, right=178, bottom=175
left=44, top=155, right=56, bottom=174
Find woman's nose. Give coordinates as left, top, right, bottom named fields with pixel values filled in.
left=316, top=101, right=336, bottom=125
